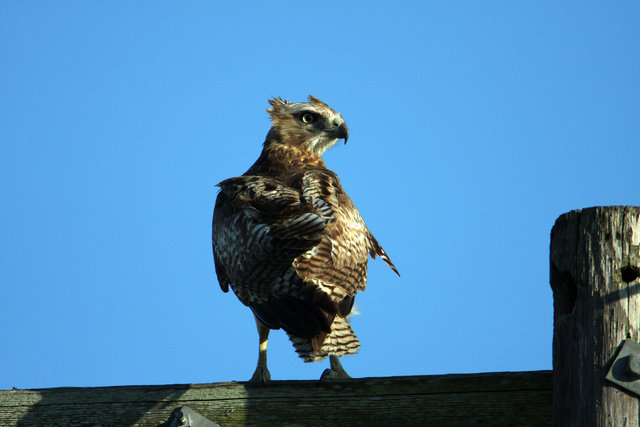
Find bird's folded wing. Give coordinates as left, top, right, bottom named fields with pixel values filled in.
left=217, top=175, right=327, bottom=241
left=213, top=176, right=331, bottom=299
left=217, top=176, right=303, bottom=217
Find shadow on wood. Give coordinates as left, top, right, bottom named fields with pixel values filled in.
left=1, top=383, right=191, bottom=427
left=0, top=371, right=552, bottom=426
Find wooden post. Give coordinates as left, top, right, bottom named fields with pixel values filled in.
left=550, top=206, right=640, bottom=426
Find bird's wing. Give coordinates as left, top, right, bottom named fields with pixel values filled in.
left=366, top=232, right=400, bottom=276
left=290, top=169, right=398, bottom=312
left=212, top=175, right=326, bottom=303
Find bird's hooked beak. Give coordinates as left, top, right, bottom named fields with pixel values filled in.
left=334, top=120, right=349, bottom=144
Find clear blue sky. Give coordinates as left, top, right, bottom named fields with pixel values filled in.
left=1, top=2, right=639, bottom=389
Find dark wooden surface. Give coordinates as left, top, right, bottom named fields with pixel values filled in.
left=0, top=371, right=552, bottom=426
left=550, top=206, right=640, bottom=426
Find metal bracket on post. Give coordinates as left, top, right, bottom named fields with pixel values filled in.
left=167, top=406, right=220, bottom=427
left=606, top=340, right=640, bottom=397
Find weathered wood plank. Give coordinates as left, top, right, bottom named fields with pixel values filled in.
left=550, top=206, right=640, bottom=426
left=0, top=371, right=552, bottom=426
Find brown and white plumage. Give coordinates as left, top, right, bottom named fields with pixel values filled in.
left=212, top=96, right=398, bottom=382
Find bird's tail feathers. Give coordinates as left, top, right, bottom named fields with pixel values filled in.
left=288, top=316, right=360, bottom=363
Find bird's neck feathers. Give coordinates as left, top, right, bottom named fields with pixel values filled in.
left=244, top=128, right=328, bottom=176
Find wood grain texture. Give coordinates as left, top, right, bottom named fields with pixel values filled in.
left=550, top=206, right=640, bottom=426
left=0, top=371, right=552, bottom=426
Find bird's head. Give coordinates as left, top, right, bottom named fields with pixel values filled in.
left=266, top=95, right=349, bottom=156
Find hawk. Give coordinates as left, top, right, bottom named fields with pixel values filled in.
left=212, top=95, right=398, bottom=382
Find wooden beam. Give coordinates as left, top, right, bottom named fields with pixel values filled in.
left=550, top=206, right=640, bottom=426
left=0, top=371, right=551, bottom=426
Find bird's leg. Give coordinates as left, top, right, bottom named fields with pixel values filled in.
left=249, top=316, right=271, bottom=384
left=320, top=355, right=352, bottom=381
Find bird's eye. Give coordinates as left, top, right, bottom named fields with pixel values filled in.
left=301, top=113, right=314, bottom=124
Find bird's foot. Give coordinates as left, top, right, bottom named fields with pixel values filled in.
left=248, top=366, right=271, bottom=384
left=320, top=355, right=351, bottom=381
left=320, top=367, right=351, bottom=381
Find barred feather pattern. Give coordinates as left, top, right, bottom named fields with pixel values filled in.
left=289, top=316, right=360, bottom=362
left=212, top=177, right=324, bottom=304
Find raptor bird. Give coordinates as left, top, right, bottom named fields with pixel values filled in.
left=212, top=95, right=398, bottom=382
